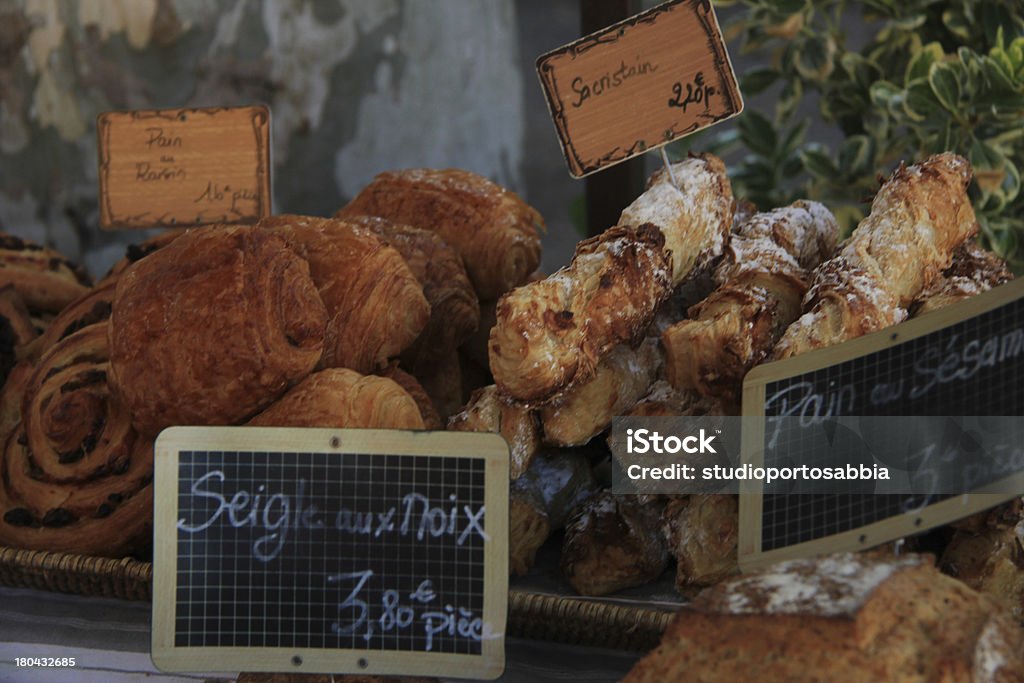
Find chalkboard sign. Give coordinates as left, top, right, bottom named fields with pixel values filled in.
left=738, top=278, right=1024, bottom=570
left=152, top=427, right=508, bottom=679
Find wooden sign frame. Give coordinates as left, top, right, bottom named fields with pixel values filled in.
left=152, top=427, right=508, bottom=679
left=97, top=106, right=271, bottom=230
left=738, top=278, right=1024, bottom=571
left=536, top=0, right=742, bottom=178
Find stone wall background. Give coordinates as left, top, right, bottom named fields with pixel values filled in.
left=0, top=0, right=580, bottom=277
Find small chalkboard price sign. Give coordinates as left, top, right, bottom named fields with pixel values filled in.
left=738, top=278, right=1024, bottom=570
left=97, top=105, right=271, bottom=230
left=152, top=427, right=508, bottom=679
left=536, top=0, right=742, bottom=178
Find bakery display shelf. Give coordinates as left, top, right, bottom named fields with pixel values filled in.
left=0, top=544, right=675, bottom=652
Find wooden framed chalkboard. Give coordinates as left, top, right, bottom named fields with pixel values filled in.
left=152, top=427, right=508, bottom=679
left=738, top=278, right=1024, bottom=570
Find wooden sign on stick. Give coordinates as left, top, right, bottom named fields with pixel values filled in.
left=536, top=0, right=742, bottom=178
left=152, top=427, right=509, bottom=679
left=97, top=105, right=271, bottom=229
left=738, top=278, right=1024, bottom=570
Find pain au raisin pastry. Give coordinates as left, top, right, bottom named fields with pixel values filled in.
left=0, top=287, right=38, bottom=386
left=448, top=385, right=539, bottom=479
left=339, top=168, right=544, bottom=300
left=249, top=369, right=424, bottom=430
left=774, top=153, right=977, bottom=359
left=561, top=491, right=668, bottom=596
left=0, top=233, right=92, bottom=315
left=540, top=337, right=661, bottom=447
left=663, top=201, right=838, bottom=401
left=624, top=553, right=1024, bottom=682
left=109, top=225, right=327, bottom=437
left=912, top=240, right=1013, bottom=316
left=489, top=154, right=732, bottom=402
left=0, top=322, right=152, bottom=557
left=335, top=215, right=479, bottom=369
left=260, top=215, right=429, bottom=374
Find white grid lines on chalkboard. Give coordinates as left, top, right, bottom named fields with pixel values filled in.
left=760, top=293, right=1024, bottom=551
left=174, top=451, right=487, bottom=654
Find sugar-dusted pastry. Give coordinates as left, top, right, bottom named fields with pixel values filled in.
left=624, top=553, right=1024, bottom=682
left=623, top=380, right=734, bottom=418
left=490, top=154, right=732, bottom=402
left=774, top=153, right=977, bottom=359
left=249, top=368, right=424, bottom=430
left=0, top=323, right=152, bottom=557
left=379, top=365, right=442, bottom=430
left=489, top=223, right=672, bottom=402
left=540, top=337, right=661, bottom=447
left=912, top=240, right=1013, bottom=316
left=664, top=201, right=838, bottom=400
left=448, top=385, right=539, bottom=479
left=618, top=153, right=734, bottom=284
left=662, top=494, right=739, bottom=595
left=0, top=233, right=92, bottom=314
left=339, top=168, right=544, bottom=299
left=514, top=449, right=597, bottom=530
left=260, top=215, right=429, bottom=373
left=109, top=225, right=327, bottom=437
left=340, top=215, right=479, bottom=368
left=561, top=491, right=668, bottom=596
left=509, top=484, right=550, bottom=576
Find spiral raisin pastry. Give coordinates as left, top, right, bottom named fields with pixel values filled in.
left=109, top=225, right=327, bottom=437
left=260, top=215, right=430, bottom=374
left=339, top=168, right=544, bottom=299
left=336, top=215, right=479, bottom=369
left=0, top=323, right=152, bottom=557
left=0, top=233, right=92, bottom=315
left=249, top=368, right=424, bottom=430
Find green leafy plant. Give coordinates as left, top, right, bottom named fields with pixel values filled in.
left=683, top=0, right=1024, bottom=267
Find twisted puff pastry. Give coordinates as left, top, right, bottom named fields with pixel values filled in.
left=774, top=153, right=977, bottom=359
left=911, top=241, right=1013, bottom=316
left=0, top=323, right=152, bottom=557
left=109, top=225, right=327, bottom=437
left=339, top=168, right=543, bottom=300
left=448, top=384, right=539, bottom=479
left=663, top=201, right=838, bottom=400
left=260, top=215, right=430, bottom=373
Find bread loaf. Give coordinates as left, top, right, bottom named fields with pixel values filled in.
left=624, top=552, right=1024, bottom=682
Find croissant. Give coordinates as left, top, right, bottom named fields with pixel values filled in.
left=663, top=201, right=839, bottom=400
left=0, top=233, right=92, bottom=315
left=912, top=241, right=1013, bottom=316
left=109, top=225, right=327, bottom=437
left=0, top=323, right=152, bottom=557
left=339, top=215, right=479, bottom=368
left=339, top=168, right=543, bottom=299
left=249, top=368, right=424, bottom=430
left=774, top=153, right=977, bottom=359
left=540, top=337, right=661, bottom=447
left=489, top=223, right=672, bottom=402
left=448, top=385, right=539, bottom=479
left=379, top=365, right=443, bottom=430
left=260, top=215, right=430, bottom=373
left=618, top=153, right=734, bottom=284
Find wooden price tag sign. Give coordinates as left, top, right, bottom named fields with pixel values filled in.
left=97, top=106, right=271, bottom=230
left=738, top=278, right=1024, bottom=570
left=536, top=0, right=742, bottom=178
left=152, top=427, right=508, bottom=679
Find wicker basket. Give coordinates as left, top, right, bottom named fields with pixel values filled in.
left=0, top=544, right=675, bottom=650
